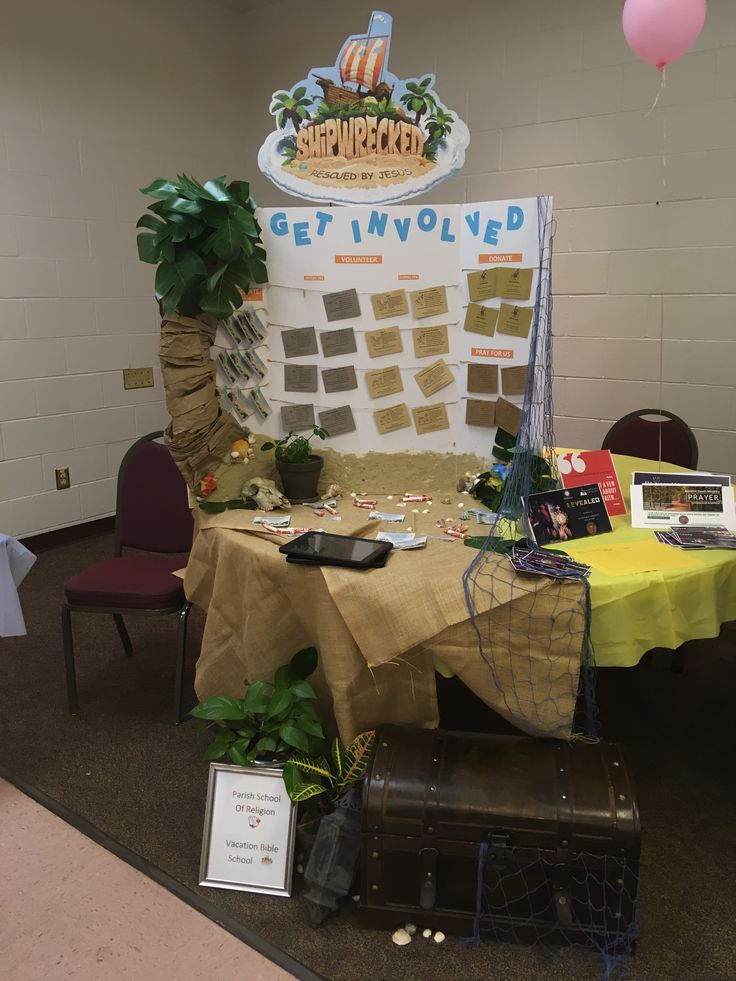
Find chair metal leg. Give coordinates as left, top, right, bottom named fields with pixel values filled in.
left=113, top=614, right=133, bottom=656
left=174, top=602, right=193, bottom=724
left=61, top=605, right=80, bottom=716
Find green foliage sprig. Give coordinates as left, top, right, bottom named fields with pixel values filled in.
left=191, top=648, right=325, bottom=765
left=400, top=76, right=437, bottom=126
left=136, top=175, right=267, bottom=320
left=282, top=731, right=375, bottom=805
left=261, top=427, right=329, bottom=464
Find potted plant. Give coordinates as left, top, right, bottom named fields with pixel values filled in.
left=136, top=175, right=268, bottom=493
left=261, top=426, right=329, bottom=503
left=282, top=732, right=375, bottom=924
left=190, top=647, right=326, bottom=765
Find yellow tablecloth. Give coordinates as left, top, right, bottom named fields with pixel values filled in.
left=561, top=455, right=736, bottom=666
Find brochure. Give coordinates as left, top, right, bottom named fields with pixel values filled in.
left=631, top=479, right=736, bottom=529
left=524, top=483, right=612, bottom=546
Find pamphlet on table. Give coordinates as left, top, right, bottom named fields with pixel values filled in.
left=630, top=470, right=735, bottom=529
left=524, top=483, right=612, bottom=546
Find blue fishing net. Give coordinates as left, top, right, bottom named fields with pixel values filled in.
left=461, top=198, right=637, bottom=978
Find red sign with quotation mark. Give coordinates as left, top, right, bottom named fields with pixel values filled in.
left=557, top=450, right=627, bottom=517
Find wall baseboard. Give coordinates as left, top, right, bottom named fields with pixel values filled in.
left=21, top=516, right=115, bottom=552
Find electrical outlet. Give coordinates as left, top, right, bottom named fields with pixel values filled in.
left=55, top=467, right=71, bottom=490
left=123, top=367, right=155, bottom=390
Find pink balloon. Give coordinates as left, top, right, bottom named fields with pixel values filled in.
left=623, top=0, right=707, bottom=71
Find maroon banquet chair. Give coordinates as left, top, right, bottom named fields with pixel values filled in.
left=61, top=431, right=194, bottom=723
left=602, top=409, right=698, bottom=470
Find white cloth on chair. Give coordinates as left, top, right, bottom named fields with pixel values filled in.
left=0, top=534, right=37, bottom=637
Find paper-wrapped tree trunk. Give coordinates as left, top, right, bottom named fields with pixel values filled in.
left=159, top=313, right=243, bottom=490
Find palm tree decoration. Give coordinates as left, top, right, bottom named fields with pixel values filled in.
left=399, top=76, right=437, bottom=127
left=425, top=105, right=455, bottom=143
left=270, top=85, right=312, bottom=131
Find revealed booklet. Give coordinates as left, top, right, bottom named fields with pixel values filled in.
left=524, top=483, right=612, bottom=546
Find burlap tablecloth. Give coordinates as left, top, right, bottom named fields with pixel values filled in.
left=184, top=493, right=585, bottom=742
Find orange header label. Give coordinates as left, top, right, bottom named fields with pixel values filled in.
left=303, top=275, right=325, bottom=281
left=239, top=287, right=264, bottom=301
left=335, top=254, right=383, bottom=264
left=471, top=347, right=514, bottom=359
left=477, top=253, right=523, bottom=264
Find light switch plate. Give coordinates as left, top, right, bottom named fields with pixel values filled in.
left=123, top=367, right=154, bottom=390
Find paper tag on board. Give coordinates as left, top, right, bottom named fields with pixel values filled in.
left=412, top=324, right=449, bottom=359
left=318, top=404, right=356, bottom=436
left=414, top=359, right=454, bottom=398
left=365, top=325, right=403, bottom=359
left=366, top=365, right=404, bottom=399
left=463, top=303, right=498, bottom=337
left=281, top=326, right=318, bottom=359
left=323, top=288, right=361, bottom=322
left=410, top=285, right=449, bottom=320
left=412, top=402, right=450, bottom=435
left=467, top=363, right=498, bottom=395
left=371, top=289, right=409, bottom=321
left=501, top=364, right=528, bottom=396
left=280, top=403, right=316, bottom=431
left=497, top=303, right=533, bottom=338
left=465, top=398, right=497, bottom=427
left=495, top=397, right=523, bottom=437
left=374, top=402, right=412, bottom=434
left=284, top=364, right=319, bottom=393
left=321, top=365, right=358, bottom=393
left=496, top=268, right=533, bottom=301
left=320, top=327, right=358, bottom=358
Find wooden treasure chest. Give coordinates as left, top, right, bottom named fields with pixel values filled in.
left=359, top=726, right=640, bottom=947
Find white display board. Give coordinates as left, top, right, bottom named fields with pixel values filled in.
left=215, top=198, right=552, bottom=459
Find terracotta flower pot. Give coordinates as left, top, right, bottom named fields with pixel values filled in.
left=276, top=455, right=324, bottom=504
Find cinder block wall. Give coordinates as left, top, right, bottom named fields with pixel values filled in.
left=1, top=0, right=734, bottom=536
left=0, top=0, right=247, bottom=536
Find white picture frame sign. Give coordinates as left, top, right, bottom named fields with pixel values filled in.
left=199, top=763, right=297, bottom=896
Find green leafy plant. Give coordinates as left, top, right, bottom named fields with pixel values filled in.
left=271, top=85, right=312, bottom=131
left=399, top=76, right=437, bottom=126
left=191, top=647, right=326, bottom=766
left=425, top=105, right=455, bottom=142
left=282, top=731, right=375, bottom=805
left=136, top=174, right=267, bottom=320
left=261, top=427, right=329, bottom=463
left=422, top=139, right=440, bottom=163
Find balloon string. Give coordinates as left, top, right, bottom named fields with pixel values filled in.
left=645, top=66, right=667, bottom=118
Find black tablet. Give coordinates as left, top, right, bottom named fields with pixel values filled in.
left=278, top=531, right=393, bottom=567
left=285, top=550, right=391, bottom=569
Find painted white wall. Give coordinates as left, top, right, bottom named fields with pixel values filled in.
left=1, top=0, right=734, bottom=536
left=0, top=0, right=249, bottom=536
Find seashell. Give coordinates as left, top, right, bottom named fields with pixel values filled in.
left=405, top=923, right=417, bottom=935
left=387, top=494, right=393, bottom=499
left=433, top=931, right=446, bottom=944
left=392, top=928, right=412, bottom=946
left=422, top=928, right=432, bottom=938
left=422, top=509, right=430, bottom=514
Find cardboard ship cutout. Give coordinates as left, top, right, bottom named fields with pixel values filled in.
left=258, top=11, right=469, bottom=205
